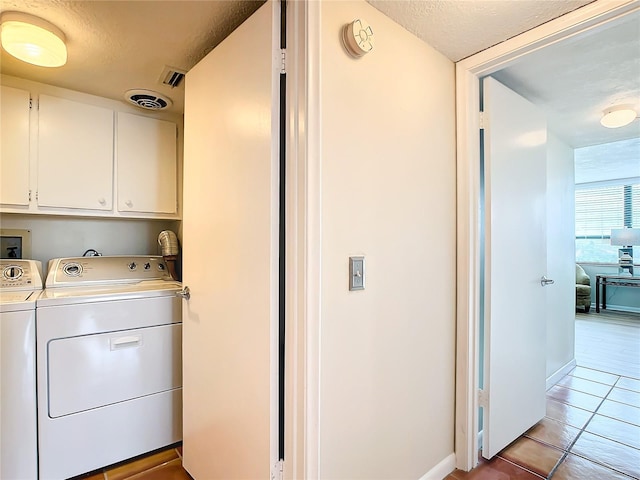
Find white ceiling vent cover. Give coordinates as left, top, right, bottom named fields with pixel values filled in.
left=124, top=89, right=173, bottom=110
left=159, top=66, right=187, bottom=88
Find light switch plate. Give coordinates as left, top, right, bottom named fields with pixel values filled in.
left=349, top=256, right=365, bottom=291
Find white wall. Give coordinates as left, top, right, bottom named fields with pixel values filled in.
left=0, top=213, right=179, bottom=269
left=318, top=2, right=456, bottom=478
left=545, top=133, right=576, bottom=380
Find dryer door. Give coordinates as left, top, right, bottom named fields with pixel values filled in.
left=48, top=324, right=181, bottom=417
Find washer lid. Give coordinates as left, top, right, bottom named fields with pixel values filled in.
left=36, top=280, right=181, bottom=307
left=0, top=290, right=39, bottom=312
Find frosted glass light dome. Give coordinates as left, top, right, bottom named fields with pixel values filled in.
left=600, top=105, right=637, bottom=129
left=1, top=12, right=67, bottom=67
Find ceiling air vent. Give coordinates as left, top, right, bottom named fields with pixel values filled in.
left=159, top=66, right=187, bottom=88
left=124, top=89, right=172, bottom=110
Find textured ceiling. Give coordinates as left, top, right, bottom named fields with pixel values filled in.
left=367, top=0, right=594, bottom=62
left=493, top=9, right=640, bottom=148
left=0, top=1, right=264, bottom=114
left=0, top=0, right=637, bottom=152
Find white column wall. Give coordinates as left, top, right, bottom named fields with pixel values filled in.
left=318, top=2, right=456, bottom=478
left=546, top=132, right=576, bottom=380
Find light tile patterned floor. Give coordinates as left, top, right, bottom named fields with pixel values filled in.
left=447, top=310, right=640, bottom=480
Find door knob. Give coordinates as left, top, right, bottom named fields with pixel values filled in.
left=540, top=276, right=555, bottom=286
left=176, top=286, right=190, bottom=300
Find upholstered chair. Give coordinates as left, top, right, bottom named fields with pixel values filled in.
left=576, top=264, right=592, bottom=313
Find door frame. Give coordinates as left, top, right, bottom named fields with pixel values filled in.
left=454, top=0, right=640, bottom=471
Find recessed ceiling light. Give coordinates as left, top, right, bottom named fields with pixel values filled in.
left=600, top=105, right=637, bottom=129
left=0, top=11, right=67, bottom=67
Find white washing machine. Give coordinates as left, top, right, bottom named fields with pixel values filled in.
left=36, top=256, right=183, bottom=479
left=0, top=259, right=42, bottom=480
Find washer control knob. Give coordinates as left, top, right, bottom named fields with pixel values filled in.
left=128, top=262, right=137, bottom=271
left=144, top=262, right=151, bottom=270
left=2, top=265, right=24, bottom=280
left=63, top=263, right=82, bottom=277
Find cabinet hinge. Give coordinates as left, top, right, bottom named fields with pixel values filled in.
left=28, top=190, right=32, bottom=202
left=478, top=389, right=487, bottom=408
left=29, top=98, right=33, bottom=110
left=479, top=111, right=485, bottom=130
left=35, top=191, right=39, bottom=201
left=270, top=460, right=284, bottom=480
left=280, top=50, right=286, bottom=74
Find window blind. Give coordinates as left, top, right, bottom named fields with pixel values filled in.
left=632, top=184, right=640, bottom=228
left=575, top=182, right=639, bottom=263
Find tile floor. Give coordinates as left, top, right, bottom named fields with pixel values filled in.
left=70, top=444, right=191, bottom=480
left=445, top=366, right=640, bottom=480
left=79, top=365, right=639, bottom=480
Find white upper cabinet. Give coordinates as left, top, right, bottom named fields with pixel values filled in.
left=116, top=112, right=177, bottom=214
left=1, top=85, right=31, bottom=206
left=37, top=95, right=114, bottom=211
left=0, top=79, right=181, bottom=219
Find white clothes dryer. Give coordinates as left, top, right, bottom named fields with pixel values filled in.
left=0, top=259, right=42, bottom=480
left=36, top=256, right=182, bottom=480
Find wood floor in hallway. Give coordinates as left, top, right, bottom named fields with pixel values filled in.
left=575, top=310, right=640, bottom=379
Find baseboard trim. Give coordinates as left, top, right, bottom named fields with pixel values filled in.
left=546, top=359, right=577, bottom=390
left=596, top=304, right=640, bottom=314
left=418, top=453, right=456, bottom=480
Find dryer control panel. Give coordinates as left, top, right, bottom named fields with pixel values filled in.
left=0, top=260, right=43, bottom=290
left=46, top=256, right=172, bottom=288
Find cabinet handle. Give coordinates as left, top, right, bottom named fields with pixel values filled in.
left=125, top=200, right=133, bottom=208
left=98, top=197, right=106, bottom=206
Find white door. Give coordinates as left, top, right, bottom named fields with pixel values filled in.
left=181, top=2, right=279, bottom=478
left=482, top=77, right=548, bottom=459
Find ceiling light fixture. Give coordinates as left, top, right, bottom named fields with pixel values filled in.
left=600, top=105, right=638, bottom=129
left=0, top=11, right=67, bottom=67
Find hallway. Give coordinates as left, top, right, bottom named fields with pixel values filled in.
left=447, top=310, right=640, bottom=479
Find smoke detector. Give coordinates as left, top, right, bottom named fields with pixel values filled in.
left=124, top=89, right=172, bottom=110
left=342, top=19, right=374, bottom=58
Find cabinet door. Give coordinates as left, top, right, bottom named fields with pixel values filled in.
left=116, top=112, right=177, bottom=214
left=1, top=86, right=31, bottom=206
left=38, top=95, right=113, bottom=210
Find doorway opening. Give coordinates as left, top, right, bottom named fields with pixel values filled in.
left=455, top=1, right=640, bottom=472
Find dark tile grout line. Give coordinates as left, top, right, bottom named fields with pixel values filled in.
left=546, top=373, right=640, bottom=480
left=544, top=379, right=614, bottom=479
left=495, top=454, right=548, bottom=479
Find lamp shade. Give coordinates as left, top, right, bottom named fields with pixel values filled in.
left=610, top=228, right=640, bottom=246
left=0, top=12, right=67, bottom=67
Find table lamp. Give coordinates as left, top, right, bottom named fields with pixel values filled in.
left=611, top=228, right=640, bottom=275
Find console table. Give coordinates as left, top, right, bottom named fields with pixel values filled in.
left=595, top=274, right=640, bottom=313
